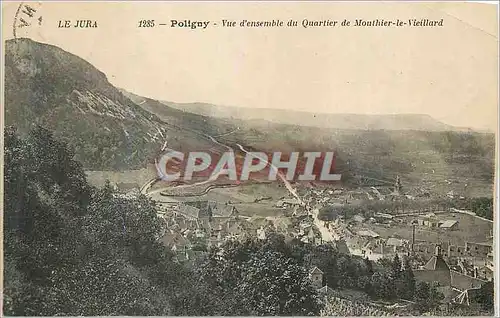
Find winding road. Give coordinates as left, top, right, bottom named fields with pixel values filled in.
left=141, top=127, right=303, bottom=204
left=139, top=122, right=341, bottom=244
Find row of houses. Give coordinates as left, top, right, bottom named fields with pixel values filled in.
left=412, top=240, right=493, bottom=261
left=158, top=199, right=329, bottom=261
left=344, top=227, right=493, bottom=273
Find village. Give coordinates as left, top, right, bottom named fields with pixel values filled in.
left=117, top=174, right=495, bottom=313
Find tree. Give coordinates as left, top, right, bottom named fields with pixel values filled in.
left=364, top=257, right=374, bottom=276
left=376, top=257, right=393, bottom=269
left=236, top=250, right=322, bottom=316
left=3, top=126, right=174, bottom=316
left=414, top=281, right=430, bottom=311
left=399, top=257, right=416, bottom=300
left=414, top=281, right=444, bottom=313
left=370, top=272, right=394, bottom=300
left=391, top=254, right=402, bottom=279
left=196, top=238, right=323, bottom=316
left=471, top=280, right=494, bottom=312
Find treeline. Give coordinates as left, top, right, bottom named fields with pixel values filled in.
left=438, top=197, right=493, bottom=220
left=4, top=126, right=180, bottom=315
left=466, top=197, right=493, bottom=220
left=318, top=196, right=494, bottom=222
left=2, top=126, right=493, bottom=316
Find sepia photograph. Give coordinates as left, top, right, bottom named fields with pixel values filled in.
left=1, top=1, right=498, bottom=316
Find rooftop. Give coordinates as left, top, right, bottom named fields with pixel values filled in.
left=386, top=237, right=405, bottom=247
left=310, top=266, right=324, bottom=275
left=450, top=270, right=486, bottom=291
left=440, top=220, right=458, bottom=228
left=423, top=254, right=450, bottom=271
left=357, top=229, right=380, bottom=238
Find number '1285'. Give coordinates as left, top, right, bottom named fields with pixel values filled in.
left=138, top=20, right=155, bottom=27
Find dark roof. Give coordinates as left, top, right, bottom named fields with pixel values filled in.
left=423, top=255, right=450, bottom=271
left=450, top=270, right=486, bottom=291
left=414, top=269, right=451, bottom=287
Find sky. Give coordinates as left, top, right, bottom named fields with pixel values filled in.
left=2, top=1, right=498, bottom=131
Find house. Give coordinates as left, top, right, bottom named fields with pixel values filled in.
left=439, top=220, right=458, bottom=230
left=477, top=266, right=494, bottom=281
left=334, top=239, right=351, bottom=255
left=374, top=212, right=394, bottom=220
left=301, top=227, right=322, bottom=245
left=417, top=214, right=441, bottom=228
left=386, top=237, right=407, bottom=249
left=257, top=226, right=267, bottom=240
left=176, top=204, right=201, bottom=220
left=414, top=245, right=452, bottom=286
left=357, top=229, right=380, bottom=238
left=465, top=241, right=492, bottom=258
left=447, top=244, right=468, bottom=258
left=353, top=214, right=365, bottom=223
left=161, top=231, right=190, bottom=252
left=414, top=245, right=487, bottom=305
left=309, top=267, right=324, bottom=289
left=363, top=239, right=401, bottom=258
left=194, top=228, right=206, bottom=238
left=185, top=200, right=217, bottom=219
left=273, top=217, right=292, bottom=233
left=212, top=204, right=239, bottom=218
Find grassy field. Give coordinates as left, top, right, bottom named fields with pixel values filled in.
left=149, top=182, right=290, bottom=217
left=86, top=166, right=156, bottom=188
left=352, top=212, right=492, bottom=246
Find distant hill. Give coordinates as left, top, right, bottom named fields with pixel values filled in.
left=127, top=91, right=495, bottom=196
left=160, top=101, right=463, bottom=132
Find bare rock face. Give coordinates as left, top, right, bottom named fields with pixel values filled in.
left=4, top=38, right=213, bottom=170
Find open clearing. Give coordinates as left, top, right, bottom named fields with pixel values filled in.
left=352, top=212, right=492, bottom=245
left=150, top=182, right=290, bottom=217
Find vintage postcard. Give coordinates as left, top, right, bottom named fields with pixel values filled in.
left=1, top=1, right=498, bottom=316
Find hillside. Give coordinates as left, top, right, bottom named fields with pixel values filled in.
left=160, top=100, right=462, bottom=132
left=4, top=38, right=217, bottom=170
left=218, top=125, right=495, bottom=196
left=131, top=93, right=496, bottom=196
